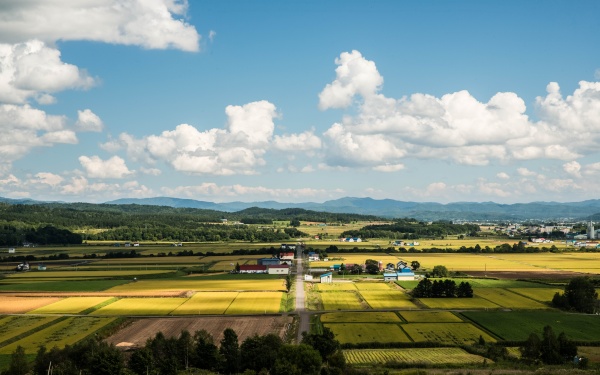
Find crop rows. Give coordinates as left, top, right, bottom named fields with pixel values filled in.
left=344, top=347, right=490, bottom=365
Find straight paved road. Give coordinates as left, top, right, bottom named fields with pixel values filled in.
left=295, top=248, right=310, bottom=342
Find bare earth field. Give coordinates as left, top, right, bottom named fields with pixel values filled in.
left=105, top=316, right=293, bottom=349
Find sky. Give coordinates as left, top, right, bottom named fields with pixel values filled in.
left=0, top=0, right=600, bottom=204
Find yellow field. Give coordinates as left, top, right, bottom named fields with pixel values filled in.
left=344, top=347, right=490, bottom=365
left=0, top=317, right=116, bottom=354
left=402, top=323, right=496, bottom=345
left=106, top=279, right=284, bottom=292
left=508, top=288, right=563, bottom=302
left=316, top=283, right=357, bottom=291
left=490, top=253, right=600, bottom=274
left=90, top=256, right=204, bottom=265
left=91, top=298, right=187, bottom=315
left=28, top=297, right=114, bottom=314
left=475, top=288, right=548, bottom=309
left=310, top=254, right=403, bottom=269
left=354, top=283, right=394, bottom=290
left=326, top=323, right=411, bottom=344
left=0, top=297, right=62, bottom=313
left=360, top=290, right=419, bottom=309
left=225, top=292, right=283, bottom=314
left=320, top=312, right=402, bottom=323
left=320, top=292, right=364, bottom=310
left=418, top=297, right=500, bottom=309
left=209, top=260, right=248, bottom=271
left=171, top=292, right=238, bottom=315
left=399, top=311, right=463, bottom=323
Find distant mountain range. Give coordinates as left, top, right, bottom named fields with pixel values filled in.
left=103, top=196, right=600, bottom=221
left=2, top=195, right=599, bottom=221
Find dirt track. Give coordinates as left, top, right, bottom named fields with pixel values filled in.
left=105, top=316, right=293, bottom=349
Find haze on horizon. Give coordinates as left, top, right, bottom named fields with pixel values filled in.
left=0, top=1, right=599, bottom=205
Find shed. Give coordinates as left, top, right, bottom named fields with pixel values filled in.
left=267, top=264, right=290, bottom=275
left=258, top=258, right=281, bottom=266
left=320, top=272, right=333, bottom=283
left=239, top=265, right=267, bottom=274
left=383, top=272, right=398, bottom=281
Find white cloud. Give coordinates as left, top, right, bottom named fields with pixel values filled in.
left=0, top=0, right=200, bottom=52
left=273, top=130, right=322, bottom=152
left=60, top=175, right=152, bottom=199
left=32, top=172, right=64, bottom=187
left=79, top=155, right=134, bottom=179
left=0, top=40, right=96, bottom=104
left=373, top=164, right=405, bottom=172
left=563, top=161, right=581, bottom=178
left=111, top=101, right=280, bottom=175
left=209, top=30, right=217, bottom=43
left=517, top=167, right=537, bottom=177
left=318, top=50, right=383, bottom=110
left=139, top=167, right=162, bottom=176
left=318, top=51, right=600, bottom=171
left=496, top=172, right=510, bottom=180
left=75, top=109, right=104, bottom=132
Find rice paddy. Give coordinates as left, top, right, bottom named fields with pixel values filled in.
left=0, top=297, right=63, bottom=314
left=225, top=292, right=284, bottom=314
left=401, top=323, right=497, bottom=345
left=91, top=298, right=187, bottom=315
left=27, top=297, right=114, bottom=314
left=344, top=347, right=490, bottom=365
left=171, top=292, right=238, bottom=315
left=399, top=311, right=463, bottom=323
left=474, top=288, right=548, bottom=309
left=326, top=323, right=411, bottom=344
left=418, top=296, right=500, bottom=309
left=360, top=290, right=418, bottom=309
left=319, top=292, right=365, bottom=310
left=320, top=312, right=402, bottom=323
left=106, top=279, right=285, bottom=292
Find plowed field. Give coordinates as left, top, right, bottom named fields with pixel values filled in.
left=105, top=316, right=293, bottom=349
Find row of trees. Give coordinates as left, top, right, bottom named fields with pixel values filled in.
left=0, top=225, right=82, bottom=246
left=520, top=326, right=580, bottom=366
left=2, top=328, right=344, bottom=375
left=341, top=219, right=480, bottom=239
left=552, top=276, right=598, bottom=314
left=411, top=278, right=474, bottom=298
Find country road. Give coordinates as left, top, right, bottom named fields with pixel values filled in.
left=295, top=247, right=311, bottom=342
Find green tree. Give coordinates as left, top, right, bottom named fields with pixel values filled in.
left=564, top=277, right=598, bottom=313
left=240, top=334, right=283, bottom=373
left=431, top=265, right=449, bottom=277
left=285, top=274, right=293, bottom=293
left=220, top=328, right=240, bottom=374
left=540, top=325, right=562, bottom=364
left=271, top=344, right=322, bottom=375
left=410, top=260, right=420, bottom=270
left=6, top=346, right=29, bottom=375
left=520, top=332, right=541, bottom=362
left=456, top=281, right=473, bottom=298
left=193, top=330, right=219, bottom=371
left=128, top=347, right=157, bottom=375
left=301, top=327, right=340, bottom=362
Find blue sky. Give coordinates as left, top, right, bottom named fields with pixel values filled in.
left=0, top=0, right=599, bottom=204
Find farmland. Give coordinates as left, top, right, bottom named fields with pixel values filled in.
left=344, top=347, right=490, bottom=365
left=326, top=323, right=412, bottom=344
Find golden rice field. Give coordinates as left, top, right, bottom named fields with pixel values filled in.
left=310, top=254, right=403, bottom=269
left=326, top=323, right=411, bottom=344
left=91, top=298, right=187, bottom=315
left=171, top=292, right=238, bottom=315
left=28, top=297, right=114, bottom=314
left=92, top=256, right=204, bottom=265
left=399, top=311, right=463, bottom=323
left=402, top=323, right=496, bottom=345
left=0, top=317, right=116, bottom=354
left=0, top=316, right=60, bottom=344
left=418, top=296, right=500, bottom=309
left=320, top=312, right=402, bottom=323
left=209, top=260, right=250, bottom=271
left=0, top=297, right=62, bottom=313
left=319, top=292, right=365, bottom=310
left=225, top=292, right=284, bottom=314
left=354, top=283, right=394, bottom=290
left=489, top=252, right=600, bottom=274
left=360, top=290, right=418, bottom=309
left=508, top=287, right=563, bottom=302
left=474, top=288, right=548, bottom=309
left=344, top=347, right=490, bottom=365
left=315, top=283, right=357, bottom=291
left=106, top=279, right=284, bottom=292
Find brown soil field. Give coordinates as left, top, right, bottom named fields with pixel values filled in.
left=466, top=270, right=585, bottom=279
left=105, top=315, right=294, bottom=349
left=0, top=296, right=62, bottom=313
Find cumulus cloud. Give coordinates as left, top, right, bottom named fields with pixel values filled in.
left=318, top=50, right=600, bottom=171
left=563, top=161, right=581, bottom=178
left=31, top=172, right=64, bottom=187
left=108, top=101, right=284, bottom=175
left=75, top=109, right=104, bottom=132
left=60, top=176, right=152, bottom=199
left=273, top=130, right=322, bottom=152
left=79, top=155, right=134, bottom=179
left=0, top=40, right=96, bottom=104
left=496, top=172, right=510, bottom=180
left=0, top=0, right=200, bottom=52
left=0, top=104, right=79, bottom=170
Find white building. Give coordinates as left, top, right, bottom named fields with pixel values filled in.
left=588, top=222, right=596, bottom=240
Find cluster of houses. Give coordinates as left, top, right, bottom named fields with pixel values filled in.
left=391, top=240, right=420, bottom=247
left=383, top=261, right=416, bottom=281
left=339, top=237, right=362, bottom=242
left=236, top=249, right=293, bottom=275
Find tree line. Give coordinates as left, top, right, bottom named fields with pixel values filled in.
left=340, top=219, right=480, bottom=239
left=411, top=278, right=474, bottom=298
left=2, top=327, right=345, bottom=375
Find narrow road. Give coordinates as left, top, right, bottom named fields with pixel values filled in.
left=295, top=246, right=310, bottom=342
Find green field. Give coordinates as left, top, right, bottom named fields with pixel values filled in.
left=0, top=316, right=60, bottom=345
left=344, top=347, right=490, bottom=365
left=401, top=323, right=496, bottom=345
left=462, top=311, right=600, bottom=341
left=0, top=279, right=130, bottom=292
left=508, top=287, right=563, bottom=302
left=326, top=323, right=411, bottom=344
left=0, top=317, right=116, bottom=354
left=418, top=296, right=500, bottom=309
left=106, top=278, right=285, bottom=292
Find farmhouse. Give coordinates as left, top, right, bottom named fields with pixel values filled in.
left=8, top=248, right=15, bottom=254
left=238, top=265, right=267, bottom=274
left=341, top=237, right=362, bottom=242
left=280, top=244, right=296, bottom=250
left=267, top=264, right=290, bottom=275
left=308, top=252, right=320, bottom=261
left=383, top=272, right=398, bottom=281
left=258, top=258, right=282, bottom=266
left=320, top=272, right=333, bottom=283
left=279, top=252, right=294, bottom=261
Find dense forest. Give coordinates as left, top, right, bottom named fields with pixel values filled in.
left=0, top=203, right=382, bottom=245
left=340, top=219, right=480, bottom=239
